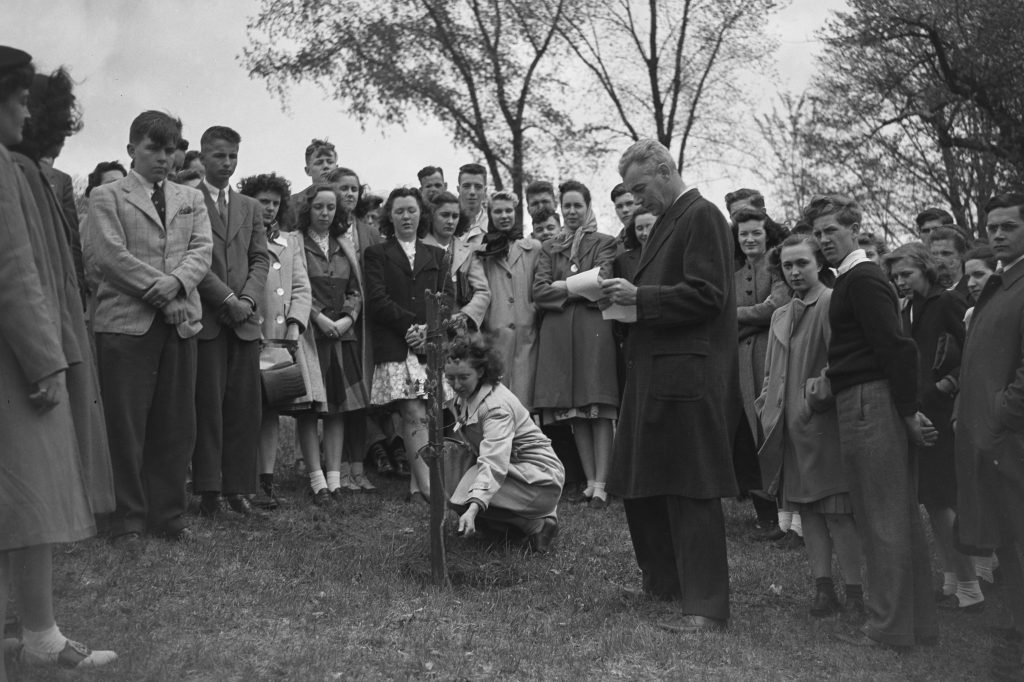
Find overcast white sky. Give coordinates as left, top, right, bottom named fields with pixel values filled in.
left=4, top=0, right=846, bottom=227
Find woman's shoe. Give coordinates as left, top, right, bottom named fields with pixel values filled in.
left=20, top=639, right=117, bottom=669
left=312, top=489, right=332, bottom=507
left=339, top=473, right=361, bottom=492
left=936, top=593, right=985, bottom=613
left=589, top=496, right=608, bottom=510
left=368, top=442, right=395, bottom=475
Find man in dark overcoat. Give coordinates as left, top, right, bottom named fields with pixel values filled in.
left=602, top=138, right=740, bottom=632
left=955, top=192, right=1024, bottom=676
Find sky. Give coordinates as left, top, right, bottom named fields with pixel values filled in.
left=3, top=0, right=847, bottom=229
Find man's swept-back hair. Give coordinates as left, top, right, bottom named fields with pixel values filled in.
left=129, top=110, right=182, bottom=146
left=458, top=162, right=487, bottom=183
left=525, top=179, right=553, bottom=197
left=802, top=194, right=862, bottom=228
left=914, top=207, right=954, bottom=228
left=617, top=138, right=675, bottom=177
left=984, top=192, right=1024, bottom=220
left=200, top=125, right=241, bottom=147
left=417, top=165, right=444, bottom=181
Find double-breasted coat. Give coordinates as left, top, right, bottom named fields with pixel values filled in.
left=481, top=238, right=542, bottom=410
left=955, top=263, right=1024, bottom=548
left=422, top=233, right=491, bottom=329
left=755, top=287, right=846, bottom=502
left=608, top=189, right=741, bottom=500
left=1, top=145, right=95, bottom=549
left=260, top=230, right=324, bottom=406
left=532, top=230, right=619, bottom=411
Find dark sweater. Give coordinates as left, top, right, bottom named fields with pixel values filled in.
left=827, top=261, right=919, bottom=416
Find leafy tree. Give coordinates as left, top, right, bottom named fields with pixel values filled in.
left=243, top=0, right=571, bottom=198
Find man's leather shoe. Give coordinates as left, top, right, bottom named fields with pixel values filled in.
left=227, top=494, right=266, bottom=518
left=198, top=493, right=224, bottom=517
left=656, top=615, right=726, bottom=634
left=528, top=518, right=558, bottom=554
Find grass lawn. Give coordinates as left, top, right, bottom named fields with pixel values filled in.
left=8, top=423, right=999, bottom=681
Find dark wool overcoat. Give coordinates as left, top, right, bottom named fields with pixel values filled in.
left=608, top=189, right=741, bottom=499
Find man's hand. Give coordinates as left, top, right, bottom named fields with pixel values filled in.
left=29, top=370, right=67, bottom=412
left=600, top=277, right=638, bottom=306
left=220, top=296, right=254, bottom=326
left=142, top=275, right=182, bottom=308
left=162, top=297, right=189, bottom=326
left=904, top=411, right=939, bottom=447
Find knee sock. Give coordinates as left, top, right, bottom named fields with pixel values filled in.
left=778, top=509, right=793, bottom=533
left=789, top=511, right=803, bottom=537
left=956, top=580, right=984, bottom=607
left=582, top=480, right=595, bottom=498
left=22, top=624, right=65, bottom=655
left=309, top=470, right=328, bottom=493
left=942, top=571, right=957, bottom=596
left=591, top=482, right=607, bottom=501
left=326, top=470, right=341, bottom=491
left=975, top=555, right=996, bottom=583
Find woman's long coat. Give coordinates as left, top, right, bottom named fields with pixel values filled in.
left=532, top=231, right=619, bottom=410
left=260, top=231, right=324, bottom=405
left=481, top=238, right=542, bottom=410
left=13, top=152, right=114, bottom=513
left=736, top=256, right=790, bottom=439
left=608, top=189, right=740, bottom=499
left=755, top=288, right=846, bottom=502
left=1, top=145, right=96, bottom=549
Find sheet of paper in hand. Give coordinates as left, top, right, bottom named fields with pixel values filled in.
left=566, top=267, right=604, bottom=302
left=602, top=303, right=637, bottom=323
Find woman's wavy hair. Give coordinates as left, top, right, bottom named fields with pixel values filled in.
left=297, top=185, right=350, bottom=240
left=13, top=68, right=83, bottom=161
left=731, top=207, right=788, bottom=264
left=768, top=233, right=836, bottom=288
left=238, top=173, right=292, bottom=225
left=883, top=242, right=938, bottom=286
left=445, top=334, right=504, bottom=386
left=379, top=187, right=430, bottom=239
left=85, top=160, right=127, bottom=197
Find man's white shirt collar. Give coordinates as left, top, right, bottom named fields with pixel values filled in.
left=837, top=248, right=871, bottom=276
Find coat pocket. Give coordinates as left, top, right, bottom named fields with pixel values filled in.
left=651, top=352, right=706, bottom=401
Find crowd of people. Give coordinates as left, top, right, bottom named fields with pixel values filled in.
left=3, top=42, right=1024, bottom=679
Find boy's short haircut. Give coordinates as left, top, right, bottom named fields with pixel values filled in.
left=532, top=207, right=560, bottom=226
left=525, top=179, right=554, bottom=197
left=200, top=126, right=241, bottom=147
left=458, top=162, right=486, bottom=183
left=129, top=110, right=183, bottom=146
left=304, top=138, right=336, bottom=164
left=610, top=183, right=630, bottom=202
left=417, top=165, right=444, bottom=181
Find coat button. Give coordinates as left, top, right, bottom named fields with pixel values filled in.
left=276, top=287, right=285, bottom=296
left=506, top=273, right=512, bottom=279
left=272, top=262, right=282, bottom=270
left=508, top=323, right=516, bottom=329
left=275, top=315, right=285, bottom=324
left=508, top=297, right=514, bottom=304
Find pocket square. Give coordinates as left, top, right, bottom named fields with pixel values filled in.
left=177, top=205, right=194, bottom=215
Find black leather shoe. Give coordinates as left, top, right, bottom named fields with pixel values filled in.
left=528, top=518, right=559, bottom=554
left=198, top=492, right=224, bottom=517
left=227, top=494, right=266, bottom=519
left=311, top=489, right=332, bottom=507
left=809, top=590, right=841, bottom=617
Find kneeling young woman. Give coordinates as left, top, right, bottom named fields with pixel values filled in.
left=444, top=338, right=565, bottom=552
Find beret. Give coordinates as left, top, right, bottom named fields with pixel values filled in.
left=0, top=46, right=31, bottom=72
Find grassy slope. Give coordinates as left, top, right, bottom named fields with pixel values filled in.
left=10, top=425, right=996, bottom=681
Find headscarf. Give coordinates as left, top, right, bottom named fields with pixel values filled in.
left=550, top=205, right=598, bottom=269
left=478, top=190, right=523, bottom=260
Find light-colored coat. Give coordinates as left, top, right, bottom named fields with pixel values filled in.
left=422, top=234, right=490, bottom=328
left=196, top=185, right=269, bottom=341
left=956, top=262, right=1024, bottom=548
left=481, top=238, right=542, bottom=410
left=261, top=231, right=324, bottom=404
left=755, top=287, right=846, bottom=501
left=450, top=382, right=564, bottom=515
left=83, top=172, right=213, bottom=338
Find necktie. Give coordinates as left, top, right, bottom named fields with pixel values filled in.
left=151, top=182, right=166, bottom=226
left=217, top=189, right=227, bottom=225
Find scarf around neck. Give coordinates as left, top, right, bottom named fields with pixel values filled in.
left=551, top=206, right=598, bottom=267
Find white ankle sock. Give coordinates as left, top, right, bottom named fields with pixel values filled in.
left=326, top=470, right=341, bottom=491
left=789, top=511, right=803, bottom=536
left=22, top=624, right=65, bottom=655
left=309, top=470, right=327, bottom=493
left=778, top=510, right=793, bottom=533
left=942, top=571, right=957, bottom=596
left=583, top=481, right=595, bottom=498
left=592, top=482, right=607, bottom=501
left=975, top=555, right=995, bottom=583
left=956, top=580, right=984, bottom=606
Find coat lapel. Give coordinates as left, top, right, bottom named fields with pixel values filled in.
left=635, top=188, right=702, bottom=278
left=199, top=184, right=227, bottom=241
left=337, top=233, right=362, bottom=288
left=386, top=239, right=413, bottom=275
left=227, top=190, right=244, bottom=242
left=123, top=173, right=164, bottom=230
left=163, top=181, right=184, bottom=228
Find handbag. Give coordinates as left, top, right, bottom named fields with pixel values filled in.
left=260, top=340, right=306, bottom=407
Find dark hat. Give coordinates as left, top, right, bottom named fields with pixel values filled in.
left=0, top=46, right=32, bottom=72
